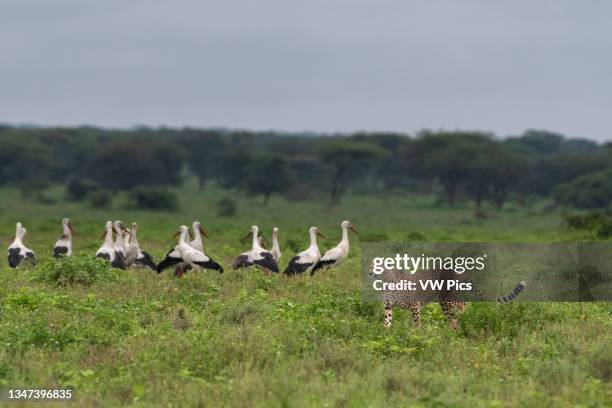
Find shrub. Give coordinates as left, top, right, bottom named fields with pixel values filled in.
left=128, top=186, right=178, bottom=211
left=217, top=198, right=237, bottom=217
left=31, top=254, right=118, bottom=287
left=553, top=169, right=612, bottom=209
left=359, top=232, right=389, bottom=242
left=90, top=190, right=112, bottom=209
left=561, top=211, right=612, bottom=238
left=66, top=178, right=100, bottom=201
left=405, top=232, right=427, bottom=242
left=34, top=192, right=58, bottom=205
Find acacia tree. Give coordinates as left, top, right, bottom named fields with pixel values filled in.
left=88, top=140, right=184, bottom=190
left=242, top=155, right=294, bottom=204
left=487, top=144, right=533, bottom=209
left=403, top=132, right=493, bottom=206
left=183, top=130, right=225, bottom=189
left=317, top=140, right=386, bottom=204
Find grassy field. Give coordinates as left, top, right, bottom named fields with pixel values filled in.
left=0, top=182, right=610, bottom=407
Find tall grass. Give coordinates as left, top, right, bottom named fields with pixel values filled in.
left=0, top=184, right=610, bottom=406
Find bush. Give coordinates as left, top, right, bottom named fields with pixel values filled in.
left=562, top=211, right=612, bottom=238
left=66, top=178, right=100, bottom=201
left=128, top=187, right=178, bottom=211
left=359, top=232, right=389, bottom=242
left=217, top=198, right=237, bottom=217
left=31, top=254, right=119, bottom=287
left=553, top=169, right=612, bottom=209
left=90, top=190, right=112, bottom=209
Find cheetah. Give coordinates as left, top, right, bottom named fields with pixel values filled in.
left=371, top=266, right=526, bottom=328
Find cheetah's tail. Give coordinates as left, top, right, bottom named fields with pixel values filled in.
left=496, top=281, right=527, bottom=304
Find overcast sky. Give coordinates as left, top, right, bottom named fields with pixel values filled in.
left=1, top=1, right=610, bottom=140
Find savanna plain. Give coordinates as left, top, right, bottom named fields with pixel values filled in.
left=0, top=182, right=610, bottom=407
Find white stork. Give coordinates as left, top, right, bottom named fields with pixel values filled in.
left=7, top=222, right=36, bottom=268
left=53, top=218, right=74, bottom=258
left=271, top=227, right=281, bottom=263
left=173, top=221, right=208, bottom=276
left=283, top=226, right=323, bottom=276
left=231, top=225, right=279, bottom=273
left=111, top=220, right=128, bottom=269
left=126, top=222, right=156, bottom=270
left=123, top=224, right=138, bottom=268
left=190, top=221, right=207, bottom=252
left=311, top=220, right=358, bottom=275
left=157, top=225, right=223, bottom=275
left=96, top=221, right=117, bottom=265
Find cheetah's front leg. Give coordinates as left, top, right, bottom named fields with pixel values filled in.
left=440, top=301, right=459, bottom=329
left=384, top=303, right=393, bottom=327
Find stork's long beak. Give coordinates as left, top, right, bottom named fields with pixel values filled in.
left=349, top=226, right=359, bottom=235
left=244, top=231, right=252, bottom=240
left=317, top=231, right=326, bottom=239
left=171, top=231, right=180, bottom=240
left=122, top=227, right=131, bottom=235
left=68, top=222, right=76, bottom=235
left=100, top=231, right=107, bottom=240
left=199, top=225, right=209, bottom=238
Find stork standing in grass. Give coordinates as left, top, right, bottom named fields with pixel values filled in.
left=53, top=218, right=74, bottom=258
left=190, top=221, right=207, bottom=252
left=96, top=221, right=119, bottom=267
left=7, top=222, right=36, bottom=268
left=126, top=222, right=156, bottom=270
left=271, top=227, right=281, bottom=263
left=232, top=225, right=279, bottom=273
left=173, top=221, right=208, bottom=276
left=311, top=220, right=357, bottom=275
left=283, top=226, right=324, bottom=276
left=156, top=225, right=223, bottom=275
left=111, top=220, right=128, bottom=269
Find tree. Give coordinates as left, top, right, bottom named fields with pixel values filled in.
left=486, top=144, right=533, bottom=209
left=183, top=130, right=225, bottom=188
left=0, top=135, right=53, bottom=193
left=89, top=140, right=184, bottom=190
left=242, top=155, right=295, bottom=204
left=403, top=131, right=494, bottom=206
left=317, top=140, right=386, bottom=204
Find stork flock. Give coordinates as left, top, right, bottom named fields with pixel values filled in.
left=5, top=218, right=358, bottom=278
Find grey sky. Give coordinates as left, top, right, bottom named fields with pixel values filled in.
left=1, top=1, right=611, bottom=140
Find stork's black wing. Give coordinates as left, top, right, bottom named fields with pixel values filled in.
left=253, top=252, right=279, bottom=273
left=53, top=246, right=69, bottom=258
left=135, top=250, right=157, bottom=270
left=8, top=248, right=21, bottom=268
left=283, top=256, right=312, bottom=276
left=156, top=249, right=182, bottom=273
left=111, top=252, right=126, bottom=270
left=310, top=259, right=336, bottom=275
left=194, top=258, right=224, bottom=273
left=232, top=254, right=253, bottom=270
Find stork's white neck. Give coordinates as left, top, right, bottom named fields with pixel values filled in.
left=272, top=230, right=280, bottom=252
left=179, top=229, right=189, bottom=245
left=114, top=225, right=125, bottom=246
left=341, top=225, right=349, bottom=247
left=104, top=224, right=114, bottom=246
left=131, top=226, right=139, bottom=247
left=309, top=229, right=318, bottom=248
left=192, top=226, right=203, bottom=247
left=251, top=228, right=260, bottom=250
left=62, top=223, right=72, bottom=238
left=14, top=224, right=24, bottom=242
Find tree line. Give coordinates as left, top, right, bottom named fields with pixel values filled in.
left=0, top=125, right=610, bottom=210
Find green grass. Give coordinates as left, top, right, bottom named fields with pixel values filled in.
left=0, top=183, right=610, bottom=407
